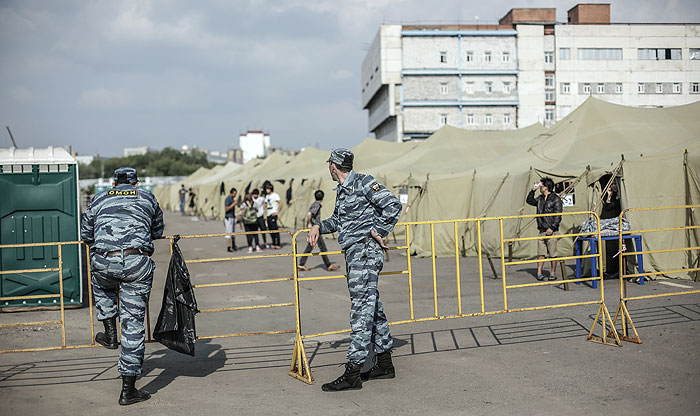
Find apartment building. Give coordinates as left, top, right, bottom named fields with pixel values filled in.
left=362, top=4, right=700, bottom=141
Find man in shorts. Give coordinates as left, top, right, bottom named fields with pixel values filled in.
left=526, top=177, right=563, bottom=281
left=224, top=188, right=238, bottom=252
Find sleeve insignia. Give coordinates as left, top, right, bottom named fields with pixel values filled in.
left=370, top=182, right=381, bottom=192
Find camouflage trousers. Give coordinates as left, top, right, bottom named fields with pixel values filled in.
left=344, top=238, right=393, bottom=365
left=91, top=252, right=155, bottom=377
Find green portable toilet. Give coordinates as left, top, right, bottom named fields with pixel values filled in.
left=0, top=147, right=82, bottom=308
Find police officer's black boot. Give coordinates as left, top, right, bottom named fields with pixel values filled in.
left=321, top=361, right=363, bottom=392
left=361, top=351, right=395, bottom=381
left=95, top=317, right=118, bottom=349
left=119, top=375, right=151, bottom=405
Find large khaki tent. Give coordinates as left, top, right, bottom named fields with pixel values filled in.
left=154, top=98, right=700, bottom=279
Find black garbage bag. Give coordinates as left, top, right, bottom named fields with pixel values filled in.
left=153, top=235, right=199, bottom=356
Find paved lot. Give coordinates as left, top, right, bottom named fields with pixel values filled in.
left=1, top=211, right=700, bottom=415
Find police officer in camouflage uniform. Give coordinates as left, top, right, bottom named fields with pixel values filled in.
left=81, top=167, right=164, bottom=405
left=307, top=149, right=402, bottom=392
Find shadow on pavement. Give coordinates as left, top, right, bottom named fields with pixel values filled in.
left=141, top=338, right=226, bottom=394
left=1, top=303, right=698, bottom=388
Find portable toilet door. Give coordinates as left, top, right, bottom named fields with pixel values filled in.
left=0, top=147, right=82, bottom=308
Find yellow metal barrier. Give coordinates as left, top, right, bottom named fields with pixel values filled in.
left=289, top=212, right=620, bottom=384
left=498, top=211, right=619, bottom=348
left=0, top=229, right=299, bottom=354
left=163, top=230, right=298, bottom=341
left=0, top=240, right=98, bottom=354
left=612, top=204, right=700, bottom=344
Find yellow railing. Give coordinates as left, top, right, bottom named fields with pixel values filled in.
left=612, top=204, right=700, bottom=344
left=162, top=230, right=298, bottom=341
left=0, top=240, right=97, bottom=354
left=288, top=212, right=620, bottom=384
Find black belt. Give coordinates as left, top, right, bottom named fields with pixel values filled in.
left=104, top=248, right=145, bottom=257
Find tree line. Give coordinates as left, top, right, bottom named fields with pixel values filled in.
left=79, top=147, right=216, bottom=178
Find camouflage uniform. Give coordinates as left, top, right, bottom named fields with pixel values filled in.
left=81, top=182, right=164, bottom=377
left=319, top=169, right=402, bottom=364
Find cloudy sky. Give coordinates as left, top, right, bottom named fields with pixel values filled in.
left=1, top=0, right=699, bottom=157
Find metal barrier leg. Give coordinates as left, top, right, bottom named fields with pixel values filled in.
left=289, top=333, right=314, bottom=384
left=609, top=300, right=642, bottom=344
left=587, top=302, right=622, bottom=347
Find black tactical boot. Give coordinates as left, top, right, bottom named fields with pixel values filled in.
left=119, top=375, right=151, bottom=405
left=321, top=361, right=363, bottom=392
left=95, top=317, right=118, bottom=349
left=361, top=351, right=395, bottom=381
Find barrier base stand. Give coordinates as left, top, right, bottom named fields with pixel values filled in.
left=609, top=300, right=642, bottom=344
left=587, top=302, right=622, bottom=347
left=289, top=334, right=314, bottom=384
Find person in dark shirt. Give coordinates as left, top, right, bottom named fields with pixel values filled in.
left=601, top=180, right=622, bottom=275
left=297, top=190, right=340, bottom=272
left=224, top=188, right=238, bottom=252
left=526, top=177, right=563, bottom=281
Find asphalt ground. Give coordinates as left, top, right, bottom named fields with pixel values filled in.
left=1, top=210, right=700, bottom=415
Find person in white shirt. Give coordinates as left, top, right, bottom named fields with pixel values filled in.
left=263, top=183, right=282, bottom=249
left=251, top=189, right=269, bottom=248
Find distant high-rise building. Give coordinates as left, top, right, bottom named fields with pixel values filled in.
left=362, top=3, right=700, bottom=141
left=239, top=130, right=270, bottom=163
left=123, top=146, right=150, bottom=157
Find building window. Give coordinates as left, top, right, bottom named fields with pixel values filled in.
left=560, top=48, right=571, bottom=60
left=440, top=83, right=448, bottom=95
left=691, top=49, right=700, bottom=60
left=502, top=51, right=510, bottom=62
left=504, top=113, right=511, bottom=124
left=615, top=83, right=623, bottom=94
left=638, top=48, right=682, bottom=60
left=503, top=82, right=511, bottom=93
left=464, top=82, right=475, bottom=94
left=467, top=113, right=475, bottom=125
left=484, top=51, right=492, bottom=62
left=578, top=48, right=622, bottom=60
left=545, top=74, right=554, bottom=87
left=545, top=108, right=555, bottom=121
left=485, top=82, right=493, bottom=94
left=484, top=114, right=492, bottom=125
left=583, top=83, right=591, bottom=94
left=656, top=83, right=663, bottom=94
left=466, top=51, right=474, bottom=62
left=440, top=51, right=447, bottom=63
left=561, top=83, right=571, bottom=94
left=596, top=83, right=605, bottom=94
left=440, top=114, right=448, bottom=125
left=638, top=83, right=645, bottom=93
left=545, top=90, right=555, bottom=102
left=673, top=83, right=681, bottom=94
left=692, top=82, right=700, bottom=94
left=545, top=51, right=554, bottom=64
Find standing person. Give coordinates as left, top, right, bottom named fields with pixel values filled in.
left=224, top=188, right=238, bottom=252
left=188, top=187, right=196, bottom=216
left=307, top=148, right=402, bottom=392
left=297, top=190, right=340, bottom=272
left=81, top=167, right=164, bottom=405
left=252, top=189, right=269, bottom=248
left=600, top=179, right=622, bottom=276
left=178, top=184, right=187, bottom=215
left=264, top=183, right=282, bottom=249
left=526, top=177, right=563, bottom=281
left=239, top=193, right=263, bottom=253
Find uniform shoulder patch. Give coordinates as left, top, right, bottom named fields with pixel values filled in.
left=107, top=189, right=137, bottom=196
left=370, top=182, right=381, bottom=192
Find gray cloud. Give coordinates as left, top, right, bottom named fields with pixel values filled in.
left=1, top=0, right=699, bottom=156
